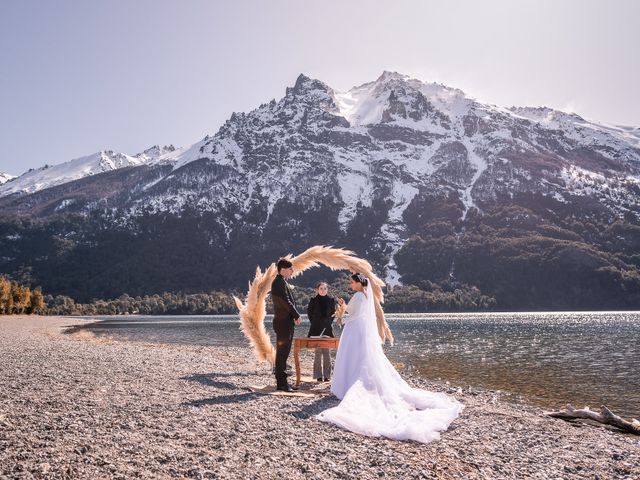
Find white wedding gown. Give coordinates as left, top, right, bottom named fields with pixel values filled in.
left=317, top=288, right=462, bottom=443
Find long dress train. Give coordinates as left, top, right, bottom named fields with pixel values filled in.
left=317, top=288, right=462, bottom=443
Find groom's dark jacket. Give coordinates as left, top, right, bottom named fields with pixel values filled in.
left=271, top=274, right=300, bottom=325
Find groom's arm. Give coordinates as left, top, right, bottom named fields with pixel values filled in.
left=272, top=277, right=301, bottom=320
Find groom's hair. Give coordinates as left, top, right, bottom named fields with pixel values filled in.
left=277, top=258, right=293, bottom=272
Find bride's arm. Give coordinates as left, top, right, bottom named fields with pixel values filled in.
left=342, top=293, right=364, bottom=324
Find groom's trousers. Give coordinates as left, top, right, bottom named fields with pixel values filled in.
left=273, top=319, right=294, bottom=387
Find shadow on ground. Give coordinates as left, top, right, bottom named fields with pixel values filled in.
left=183, top=392, right=262, bottom=407
left=180, top=372, right=246, bottom=390
left=289, top=396, right=340, bottom=419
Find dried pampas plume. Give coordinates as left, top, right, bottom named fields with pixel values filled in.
left=233, top=245, right=393, bottom=364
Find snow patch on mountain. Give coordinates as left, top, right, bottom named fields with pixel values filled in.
left=0, top=173, right=15, bottom=185
left=334, top=79, right=387, bottom=126
left=560, top=165, right=607, bottom=196
left=381, top=180, right=419, bottom=286
left=460, top=138, right=488, bottom=220
left=559, top=164, right=640, bottom=216
left=337, top=170, right=374, bottom=228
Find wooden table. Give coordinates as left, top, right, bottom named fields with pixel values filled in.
left=293, top=337, right=340, bottom=386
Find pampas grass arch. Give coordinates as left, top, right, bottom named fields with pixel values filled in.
left=233, top=246, right=393, bottom=364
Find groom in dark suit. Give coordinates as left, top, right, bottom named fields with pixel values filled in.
left=271, top=258, right=301, bottom=392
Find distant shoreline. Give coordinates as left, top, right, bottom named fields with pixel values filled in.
left=11, top=308, right=640, bottom=318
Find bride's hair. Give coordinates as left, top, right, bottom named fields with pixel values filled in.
left=351, top=273, right=368, bottom=287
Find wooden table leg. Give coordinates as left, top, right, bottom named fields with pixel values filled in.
left=294, top=341, right=301, bottom=386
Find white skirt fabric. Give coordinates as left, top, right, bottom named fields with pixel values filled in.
left=317, top=291, right=462, bottom=444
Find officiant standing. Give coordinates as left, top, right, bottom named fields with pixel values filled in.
left=271, top=258, right=301, bottom=392
left=307, top=282, right=336, bottom=382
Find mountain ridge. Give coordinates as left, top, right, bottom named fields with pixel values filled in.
left=0, top=145, right=180, bottom=198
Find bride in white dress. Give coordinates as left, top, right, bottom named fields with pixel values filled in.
left=317, top=273, right=462, bottom=443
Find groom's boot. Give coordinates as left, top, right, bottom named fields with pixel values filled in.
left=276, top=383, right=298, bottom=392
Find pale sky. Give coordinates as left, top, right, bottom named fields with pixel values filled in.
left=1, top=0, right=639, bottom=175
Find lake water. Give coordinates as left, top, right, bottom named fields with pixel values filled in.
left=73, top=312, right=640, bottom=419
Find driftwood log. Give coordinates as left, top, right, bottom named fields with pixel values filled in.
left=546, top=404, right=640, bottom=435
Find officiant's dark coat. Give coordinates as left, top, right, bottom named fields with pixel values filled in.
left=307, top=295, right=336, bottom=338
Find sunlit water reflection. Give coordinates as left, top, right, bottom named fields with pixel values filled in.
left=74, top=312, right=640, bottom=418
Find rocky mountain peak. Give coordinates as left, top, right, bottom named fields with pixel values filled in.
left=98, top=150, right=144, bottom=170
left=376, top=70, right=410, bottom=82
left=370, top=72, right=467, bottom=103
left=135, top=145, right=179, bottom=163
left=288, top=74, right=331, bottom=95
left=334, top=72, right=457, bottom=129
left=282, top=74, right=339, bottom=115
left=140, top=144, right=176, bottom=156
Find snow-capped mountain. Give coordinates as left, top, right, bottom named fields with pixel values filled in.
left=3, top=72, right=640, bottom=239
left=119, top=71, right=639, bottom=282
left=1, top=72, right=639, bottom=308
left=0, top=146, right=179, bottom=197
left=0, top=173, right=15, bottom=185
left=137, top=71, right=640, bottom=224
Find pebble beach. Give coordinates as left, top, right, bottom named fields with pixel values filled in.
left=1, top=316, right=639, bottom=479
